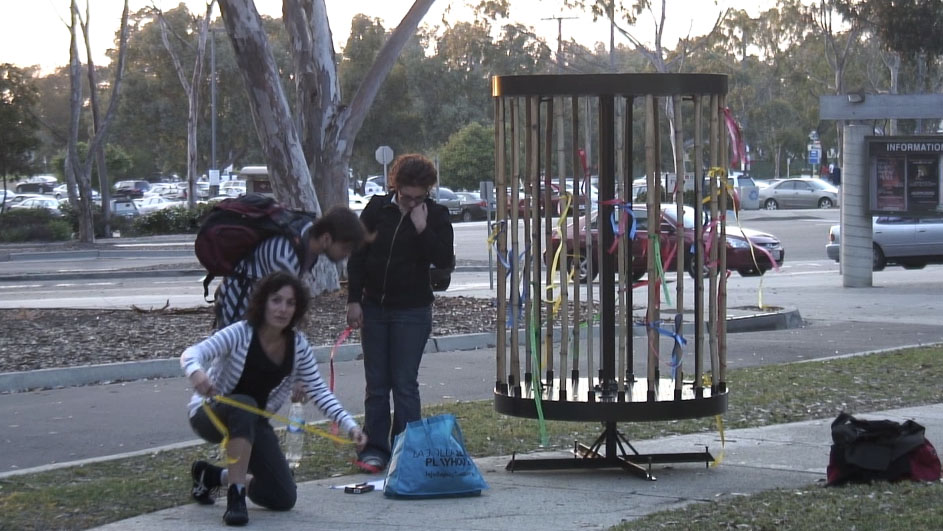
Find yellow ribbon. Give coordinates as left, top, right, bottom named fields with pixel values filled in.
left=711, top=414, right=726, bottom=467
left=705, top=166, right=769, bottom=309
left=700, top=373, right=726, bottom=467
left=542, top=192, right=574, bottom=317
left=202, top=395, right=353, bottom=463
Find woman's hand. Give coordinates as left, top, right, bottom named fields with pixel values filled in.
left=410, top=202, right=428, bottom=233
left=290, top=381, right=308, bottom=403
left=349, top=427, right=368, bottom=453
left=346, top=302, right=363, bottom=329
left=189, top=370, right=216, bottom=397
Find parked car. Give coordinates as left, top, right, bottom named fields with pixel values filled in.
left=147, top=183, right=181, bottom=198
left=220, top=180, right=246, bottom=197
left=136, top=195, right=184, bottom=215
left=110, top=198, right=141, bottom=218
left=551, top=204, right=785, bottom=282
left=9, top=197, right=64, bottom=216
left=433, top=186, right=463, bottom=219
left=454, top=191, right=488, bottom=221
left=52, top=184, right=100, bottom=201
left=348, top=190, right=368, bottom=211
left=825, top=216, right=943, bottom=271
left=758, top=177, right=839, bottom=210
left=15, top=181, right=56, bottom=194
left=3, top=193, right=46, bottom=208
left=504, top=182, right=564, bottom=217
left=113, top=180, right=151, bottom=199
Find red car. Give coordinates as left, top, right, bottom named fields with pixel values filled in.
left=550, top=205, right=784, bottom=282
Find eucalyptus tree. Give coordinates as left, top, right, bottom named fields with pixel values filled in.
left=216, top=0, right=436, bottom=217
left=212, top=0, right=435, bottom=293
left=64, top=0, right=130, bottom=243
left=155, top=1, right=215, bottom=208
left=339, top=15, right=424, bottom=181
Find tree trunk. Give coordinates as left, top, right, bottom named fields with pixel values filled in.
left=218, top=0, right=321, bottom=214
left=219, top=0, right=435, bottom=292
left=67, top=0, right=129, bottom=243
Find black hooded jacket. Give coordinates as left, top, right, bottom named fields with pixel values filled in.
left=347, top=193, right=454, bottom=308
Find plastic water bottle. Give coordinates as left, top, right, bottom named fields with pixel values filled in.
left=284, top=401, right=305, bottom=469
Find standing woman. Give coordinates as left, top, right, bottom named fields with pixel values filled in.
left=346, top=154, right=455, bottom=470
left=182, top=272, right=367, bottom=526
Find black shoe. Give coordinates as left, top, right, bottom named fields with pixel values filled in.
left=223, top=484, right=249, bottom=526
left=191, top=460, right=223, bottom=505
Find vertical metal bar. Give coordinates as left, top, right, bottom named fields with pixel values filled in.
left=717, top=94, right=728, bottom=393
left=693, top=95, right=704, bottom=398
left=510, top=98, right=523, bottom=395
left=543, top=97, right=555, bottom=392
left=708, top=95, right=720, bottom=391
left=645, top=94, right=660, bottom=400
left=572, top=98, right=589, bottom=392
left=624, top=96, right=635, bottom=387
left=672, top=94, right=685, bottom=396
left=599, top=94, right=616, bottom=394
left=494, top=96, right=508, bottom=395
left=523, top=96, right=536, bottom=397
left=617, top=98, right=627, bottom=398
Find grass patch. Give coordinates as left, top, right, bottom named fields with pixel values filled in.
left=1, top=346, right=941, bottom=530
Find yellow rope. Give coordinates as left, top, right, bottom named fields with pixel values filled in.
left=202, top=394, right=353, bottom=463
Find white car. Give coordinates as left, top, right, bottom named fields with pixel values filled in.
left=826, top=215, right=943, bottom=270
left=349, top=190, right=368, bottom=211
left=52, top=184, right=101, bottom=201
left=9, top=197, right=64, bottom=216
left=136, top=195, right=184, bottom=215
left=220, top=180, right=246, bottom=197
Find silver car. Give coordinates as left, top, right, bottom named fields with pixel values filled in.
left=758, top=178, right=839, bottom=210
left=825, top=216, right=943, bottom=270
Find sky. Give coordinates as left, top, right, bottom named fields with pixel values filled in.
left=1, top=0, right=768, bottom=75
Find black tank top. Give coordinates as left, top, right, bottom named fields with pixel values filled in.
left=231, top=330, right=294, bottom=410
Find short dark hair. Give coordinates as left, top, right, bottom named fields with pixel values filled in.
left=389, top=153, right=437, bottom=191
left=311, top=206, right=367, bottom=249
left=244, top=272, right=310, bottom=332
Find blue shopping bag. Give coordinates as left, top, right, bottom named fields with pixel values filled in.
left=384, top=414, right=489, bottom=498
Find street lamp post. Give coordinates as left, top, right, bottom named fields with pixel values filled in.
left=209, top=28, right=222, bottom=197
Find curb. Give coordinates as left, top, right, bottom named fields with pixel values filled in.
left=0, top=309, right=801, bottom=393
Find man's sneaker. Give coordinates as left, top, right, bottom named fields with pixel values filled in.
left=223, top=484, right=249, bottom=526
left=191, top=460, right=223, bottom=505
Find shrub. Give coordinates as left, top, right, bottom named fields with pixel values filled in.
left=0, top=209, right=72, bottom=242
left=126, top=203, right=211, bottom=236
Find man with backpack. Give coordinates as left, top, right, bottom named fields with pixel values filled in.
left=209, top=203, right=367, bottom=330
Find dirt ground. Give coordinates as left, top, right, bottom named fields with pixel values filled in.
left=0, top=289, right=499, bottom=373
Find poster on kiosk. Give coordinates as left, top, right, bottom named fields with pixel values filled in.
left=868, top=137, right=943, bottom=215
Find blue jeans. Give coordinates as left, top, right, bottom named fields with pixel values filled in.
left=360, top=301, right=432, bottom=462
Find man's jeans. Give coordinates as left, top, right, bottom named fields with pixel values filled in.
left=359, top=301, right=432, bottom=461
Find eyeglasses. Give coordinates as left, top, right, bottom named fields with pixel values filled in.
left=398, top=191, right=428, bottom=204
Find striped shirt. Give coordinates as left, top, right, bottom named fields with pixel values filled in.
left=180, top=321, right=358, bottom=436
left=215, top=236, right=308, bottom=329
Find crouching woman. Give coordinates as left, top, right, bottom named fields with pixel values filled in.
left=180, top=271, right=367, bottom=526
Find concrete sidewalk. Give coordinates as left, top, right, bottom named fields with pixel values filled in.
left=94, top=404, right=943, bottom=531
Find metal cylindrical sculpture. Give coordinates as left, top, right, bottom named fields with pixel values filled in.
left=491, top=73, right=730, bottom=479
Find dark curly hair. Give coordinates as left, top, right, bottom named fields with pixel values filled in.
left=244, top=272, right=310, bottom=333
left=310, top=205, right=367, bottom=250
left=389, top=153, right=438, bottom=191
